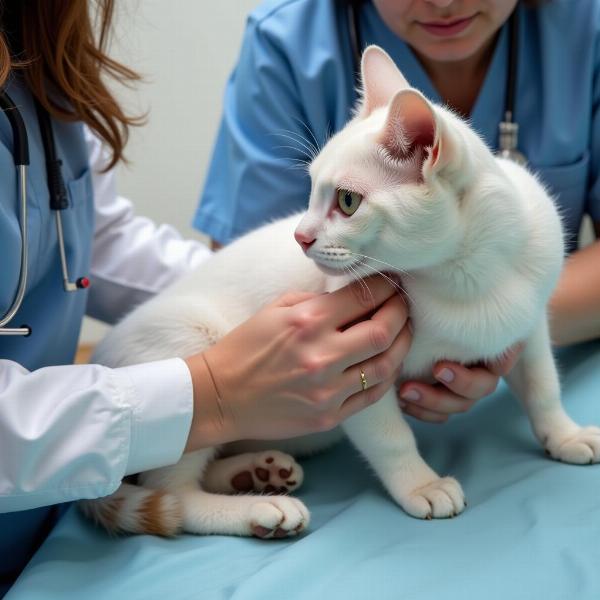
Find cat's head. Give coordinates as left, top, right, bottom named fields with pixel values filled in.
left=295, top=45, right=496, bottom=276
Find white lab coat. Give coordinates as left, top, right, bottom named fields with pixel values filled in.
left=0, top=128, right=212, bottom=513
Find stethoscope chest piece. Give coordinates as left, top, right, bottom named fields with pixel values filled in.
left=497, top=118, right=527, bottom=166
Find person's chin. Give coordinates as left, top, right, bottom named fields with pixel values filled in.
left=418, top=39, right=484, bottom=62
left=411, top=28, right=489, bottom=63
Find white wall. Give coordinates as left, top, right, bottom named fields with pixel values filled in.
left=81, top=0, right=258, bottom=343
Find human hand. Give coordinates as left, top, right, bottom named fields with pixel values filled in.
left=184, top=276, right=411, bottom=450
left=396, top=345, right=523, bottom=423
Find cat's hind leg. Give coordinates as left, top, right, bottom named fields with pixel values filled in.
left=203, top=450, right=304, bottom=495
left=140, top=450, right=309, bottom=537
left=507, top=317, right=600, bottom=464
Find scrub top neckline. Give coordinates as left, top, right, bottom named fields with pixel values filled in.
left=360, top=1, right=510, bottom=146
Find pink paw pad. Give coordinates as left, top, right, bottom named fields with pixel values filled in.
left=251, top=519, right=304, bottom=539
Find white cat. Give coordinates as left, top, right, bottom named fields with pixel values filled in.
left=81, top=46, right=600, bottom=539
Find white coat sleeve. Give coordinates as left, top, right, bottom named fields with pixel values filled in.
left=0, top=357, right=193, bottom=513
left=85, top=126, right=213, bottom=324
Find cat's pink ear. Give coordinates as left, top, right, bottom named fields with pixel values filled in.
left=359, top=46, right=411, bottom=117
left=377, top=89, right=449, bottom=177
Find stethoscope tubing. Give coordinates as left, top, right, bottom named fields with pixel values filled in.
left=0, top=91, right=89, bottom=336
left=0, top=163, right=30, bottom=335
left=0, top=92, right=31, bottom=335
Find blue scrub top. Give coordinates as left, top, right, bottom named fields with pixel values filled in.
left=194, top=0, right=600, bottom=253
left=0, top=79, right=94, bottom=595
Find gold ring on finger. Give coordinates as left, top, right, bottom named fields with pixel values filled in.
left=360, top=369, right=368, bottom=392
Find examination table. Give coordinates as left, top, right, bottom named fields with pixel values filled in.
left=7, top=342, right=600, bottom=600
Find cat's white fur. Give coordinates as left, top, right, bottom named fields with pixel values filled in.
left=82, top=47, right=600, bottom=538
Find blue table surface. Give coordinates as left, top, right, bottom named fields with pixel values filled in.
left=7, top=342, right=600, bottom=600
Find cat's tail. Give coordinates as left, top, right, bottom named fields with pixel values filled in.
left=79, top=483, right=183, bottom=537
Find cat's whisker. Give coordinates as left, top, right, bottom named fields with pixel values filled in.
left=274, top=151, right=312, bottom=171
left=284, top=163, right=311, bottom=172
left=282, top=128, right=320, bottom=159
left=290, top=116, right=322, bottom=155
left=343, top=264, right=367, bottom=302
left=281, top=157, right=311, bottom=172
left=347, top=262, right=376, bottom=308
left=348, top=250, right=411, bottom=294
left=272, top=144, right=313, bottom=158
left=270, top=130, right=318, bottom=162
left=356, top=262, right=415, bottom=305
left=348, top=251, right=414, bottom=281
left=343, top=265, right=367, bottom=300
left=270, top=137, right=314, bottom=163
left=274, top=128, right=318, bottom=155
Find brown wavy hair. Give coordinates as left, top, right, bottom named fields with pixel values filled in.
left=0, top=0, right=142, bottom=169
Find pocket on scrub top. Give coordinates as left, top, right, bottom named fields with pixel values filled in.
left=529, top=153, right=590, bottom=250
left=66, top=167, right=94, bottom=207
left=62, top=168, right=95, bottom=256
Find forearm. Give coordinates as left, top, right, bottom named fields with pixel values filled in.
left=549, top=235, right=600, bottom=346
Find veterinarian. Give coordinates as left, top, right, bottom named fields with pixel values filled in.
left=194, top=0, right=600, bottom=423
left=0, top=1, right=415, bottom=595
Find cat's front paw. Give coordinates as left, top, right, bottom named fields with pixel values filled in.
left=248, top=496, right=310, bottom=539
left=400, top=477, right=466, bottom=520
left=545, top=426, right=600, bottom=464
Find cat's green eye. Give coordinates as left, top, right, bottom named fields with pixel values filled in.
left=337, top=189, right=363, bottom=216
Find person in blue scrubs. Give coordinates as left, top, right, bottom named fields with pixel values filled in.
left=0, top=2, right=417, bottom=595
left=194, top=0, right=600, bottom=421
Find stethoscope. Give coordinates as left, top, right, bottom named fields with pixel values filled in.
left=0, top=92, right=90, bottom=337
left=345, top=0, right=527, bottom=165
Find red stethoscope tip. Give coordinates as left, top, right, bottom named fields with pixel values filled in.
left=76, top=277, right=90, bottom=289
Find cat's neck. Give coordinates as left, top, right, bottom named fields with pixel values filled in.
left=410, top=184, right=528, bottom=303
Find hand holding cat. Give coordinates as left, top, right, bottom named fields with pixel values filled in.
left=184, top=276, right=411, bottom=450
left=397, top=345, right=523, bottom=423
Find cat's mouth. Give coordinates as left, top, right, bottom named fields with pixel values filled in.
left=311, top=247, right=359, bottom=275
left=312, top=248, right=400, bottom=283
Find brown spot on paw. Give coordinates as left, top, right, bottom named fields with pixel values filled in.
left=255, top=468, right=270, bottom=482
left=231, top=471, right=254, bottom=492
left=252, top=525, right=272, bottom=538
left=279, top=468, right=292, bottom=479
left=286, top=481, right=296, bottom=486
left=273, top=527, right=289, bottom=538
left=265, top=457, right=274, bottom=464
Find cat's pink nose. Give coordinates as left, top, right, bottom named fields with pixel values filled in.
left=294, top=229, right=316, bottom=253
